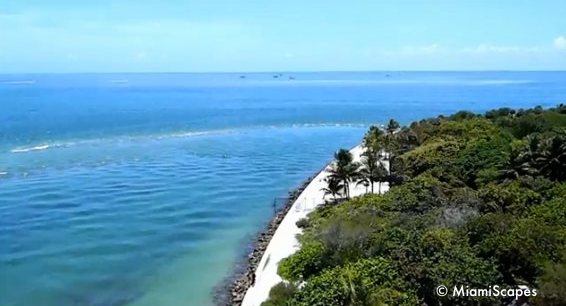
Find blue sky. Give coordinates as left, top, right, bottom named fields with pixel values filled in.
left=1, top=0, right=565, bottom=72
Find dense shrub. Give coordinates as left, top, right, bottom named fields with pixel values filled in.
left=295, top=218, right=310, bottom=229
left=278, top=241, right=327, bottom=281
left=398, top=140, right=460, bottom=177
left=260, top=282, right=298, bottom=306
left=265, top=105, right=566, bottom=306
left=292, top=258, right=419, bottom=306
left=534, top=251, right=566, bottom=306
left=454, top=136, right=511, bottom=187
left=477, top=182, right=542, bottom=214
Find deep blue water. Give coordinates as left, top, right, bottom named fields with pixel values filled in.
left=1, top=72, right=565, bottom=306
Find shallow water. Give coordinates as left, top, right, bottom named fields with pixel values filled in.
left=1, top=72, right=565, bottom=306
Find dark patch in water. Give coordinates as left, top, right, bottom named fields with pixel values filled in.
left=60, top=280, right=145, bottom=306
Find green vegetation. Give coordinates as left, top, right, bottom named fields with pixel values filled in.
left=326, top=149, right=361, bottom=198
left=263, top=105, right=566, bottom=306
left=358, top=146, right=388, bottom=194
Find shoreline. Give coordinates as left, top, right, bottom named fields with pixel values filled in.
left=213, top=170, right=323, bottom=305
left=217, top=145, right=383, bottom=306
left=233, top=145, right=373, bottom=306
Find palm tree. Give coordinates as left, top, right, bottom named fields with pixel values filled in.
left=395, top=127, right=420, bottom=153
left=358, top=148, right=378, bottom=193
left=522, top=134, right=543, bottom=164
left=363, top=125, right=385, bottom=151
left=321, top=176, right=345, bottom=201
left=339, top=268, right=362, bottom=306
left=499, top=149, right=532, bottom=181
left=374, top=162, right=389, bottom=194
left=358, top=147, right=389, bottom=194
left=536, top=135, right=566, bottom=181
left=338, top=268, right=383, bottom=306
left=356, top=179, right=370, bottom=194
left=499, top=139, right=539, bottom=181
left=386, top=119, right=400, bottom=135
left=327, top=149, right=360, bottom=198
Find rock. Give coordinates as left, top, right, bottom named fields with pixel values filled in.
left=213, top=172, right=322, bottom=305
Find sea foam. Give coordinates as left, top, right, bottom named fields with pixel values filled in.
left=1, top=80, right=36, bottom=85
left=10, top=144, right=50, bottom=153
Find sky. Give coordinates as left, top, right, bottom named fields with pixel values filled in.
left=1, top=0, right=565, bottom=73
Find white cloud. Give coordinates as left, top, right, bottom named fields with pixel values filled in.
left=554, top=36, right=566, bottom=49
left=473, top=44, right=519, bottom=53
left=460, top=43, right=545, bottom=55
left=400, top=44, right=442, bottom=55
left=387, top=43, right=544, bottom=57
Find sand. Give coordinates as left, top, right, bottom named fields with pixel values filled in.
left=241, top=145, right=389, bottom=306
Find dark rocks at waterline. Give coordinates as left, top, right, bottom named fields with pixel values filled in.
left=213, top=175, right=315, bottom=306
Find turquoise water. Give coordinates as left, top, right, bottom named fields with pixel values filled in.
left=1, top=72, right=565, bottom=306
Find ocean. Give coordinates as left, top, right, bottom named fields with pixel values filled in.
left=1, top=72, right=565, bottom=306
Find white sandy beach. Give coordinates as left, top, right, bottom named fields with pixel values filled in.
left=241, top=145, right=389, bottom=306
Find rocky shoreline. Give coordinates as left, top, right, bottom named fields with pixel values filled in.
left=212, top=173, right=318, bottom=306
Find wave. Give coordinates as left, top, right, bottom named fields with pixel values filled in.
left=11, top=144, right=50, bottom=153
left=1, top=80, right=36, bottom=85
left=7, top=123, right=369, bottom=154
left=288, top=122, right=368, bottom=128
left=157, top=129, right=235, bottom=139
left=6, top=132, right=230, bottom=155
